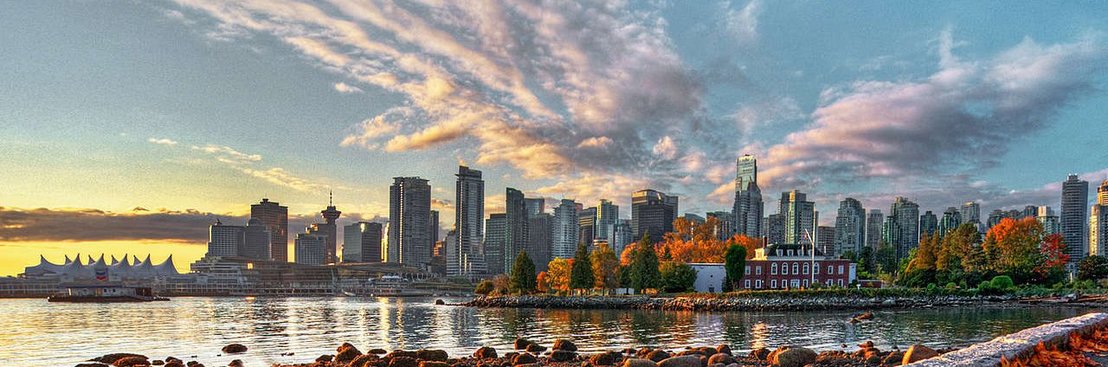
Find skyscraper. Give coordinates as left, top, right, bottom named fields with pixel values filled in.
left=612, top=219, right=633, bottom=257
left=765, top=214, right=785, bottom=245
left=1061, top=174, right=1089, bottom=265
left=920, top=211, right=938, bottom=238
left=525, top=198, right=546, bottom=216
left=207, top=219, right=243, bottom=257
left=1038, top=206, right=1061, bottom=236
left=527, top=212, right=553, bottom=272
left=938, top=207, right=962, bottom=237
left=962, top=201, right=981, bottom=232
left=430, top=210, right=440, bottom=244
left=732, top=154, right=764, bottom=238
left=451, top=166, right=485, bottom=276
left=241, top=218, right=271, bottom=260
left=779, top=190, right=816, bottom=245
left=889, top=197, right=920, bottom=260
left=343, top=221, right=382, bottom=263
left=595, top=199, right=619, bottom=243
left=503, top=188, right=528, bottom=274
left=389, top=176, right=432, bottom=267
left=484, top=213, right=507, bottom=275
left=631, top=189, right=678, bottom=242
left=578, top=206, right=597, bottom=246
left=866, top=209, right=884, bottom=249
left=1090, top=181, right=1108, bottom=257
left=707, top=211, right=736, bottom=241
left=816, top=225, right=835, bottom=256
left=552, top=199, right=579, bottom=259
left=294, top=233, right=327, bottom=265
left=834, top=198, right=865, bottom=256
left=1022, top=205, right=1038, bottom=219
left=318, top=193, right=342, bottom=264
left=250, top=198, right=288, bottom=262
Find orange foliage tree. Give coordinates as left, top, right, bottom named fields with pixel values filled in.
left=654, top=217, right=761, bottom=263
left=545, top=258, right=573, bottom=293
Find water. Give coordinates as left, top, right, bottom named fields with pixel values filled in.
left=0, top=297, right=1096, bottom=367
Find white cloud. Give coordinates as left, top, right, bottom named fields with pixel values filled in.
left=725, top=0, right=763, bottom=45
left=333, top=82, right=363, bottom=94
left=652, top=136, right=678, bottom=160
left=147, top=138, right=178, bottom=146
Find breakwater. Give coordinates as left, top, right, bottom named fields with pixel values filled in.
left=463, top=293, right=1020, bottom=311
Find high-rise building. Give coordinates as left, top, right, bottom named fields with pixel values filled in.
left=1022, top=205, right=1038, bottom=219
left=938, top=207, right=962, bottom=237
left=881, top=216, right=898, bottom=247
left=866, top=210, right=884, bottom=249
left=779, top=190, right=816, bottom=245
left=765, top=214, right=785, bottom=245
left=553, top=199, right=579, bottom=259
left=920, top=211, right=938, bottom=238
left=962, top=201, right=981, bottom=232
left=986, top=209, right=1008, bottom=230
left=612, top=219, right=634, bottom=257
left=683, top=213, right=706, bottom=225
left=389, top=176, right=432, bottom=267
left=241, top=218, right=271, bottom=260
left=816, top=225, right=835, bottom=256
left=525, top=198, right=546, bottom=216
left=504, top=188, right=528, bottom=274
left=484, top=213, right=507, bottom=275
left=251, top=198, right=289, bottom=262
left=732, top=154, right=764, bottom=238
left=448, top=166, right=485, bottom=277
left=578, top=206, right=597, bottom=246
left=430, top=210, right=440, bottom=244
left=889, top=197, right=920, bottom=260
left=343, top=221, right=382, bottom=263
left=834, top=198, right=866, bottom=256
left=1061, top=174, right=1090, bottom=265
left=527, top=213, right=553, bottom=272
left=207, top=220, right=243, bottom=257
left=595, top=199, right=619, bottom=243
left=316, top=193, right=342, bottom=264
left=294, top=233, right=327, bottom=265
left=1038, top=206, right=1061, bottom=236
left=706, top=211, right=736, bottom=241
left=1090, top=181, right=1108, bottom=257
left=631, top=189, right=678, bottom=242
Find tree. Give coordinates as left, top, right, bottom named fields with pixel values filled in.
left=475, top=279, right=495, bottom=295
left=724, top=243, right=747, bottom=291
left=857, top=246, right=876, bottom=274
left=628, top=234, right=662, bottom=291
left=875, top=242, right=898, bottom=275
left=1038, top=233, right=1069, bottom=283
left=536, top=271, right=551, bottom=293
left=729, top=234, right=760, bottom=260
left=590, top=242, right=621, bottom=290
left=509, top=251, right=537, bottom=294
left=546, top=258, right=573, bottom=293
left=659, top=261, right=698, bottom=293
left=570, top=243, right=595, bottom=291
left=656, top=217, right=731, bottom=263
left=1078, top=255, right=1108, bottom=281
left=492, top=274, right=510, bottom=295
left=983, top=217, right=1045, bottom=283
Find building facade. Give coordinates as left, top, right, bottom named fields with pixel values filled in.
left=451, top=166, right=485, bottom=277
left=1061, top=174, right=1089, bottom=265
left=527, top=213, right=553, bottom=272
left=889, top=197, right=920, bottom=260
left=241, top=218, right=272, bottom=260
left=920, top=211, right=938, bottom=238
left=294, top=233, right=327, bottom=265
left=834, top=198, right=866, bottom=255
left=504, top=188, right=528, bottom=274
left=343, top=221, right=382, bottom=263
left=552, top=199, right=579, bottom=259
left=484, top=213, right=507, bottom=275
left=865, top=209, right=884, bottom=249
left=712, top=244, right=857, bottom=291
left=938, top=207, right=962, bottom=238
left=207, top=220, right=244, bottom=257
left=250, top=198, right=288, bottom=262
left=595, top=199, right=619, bottom=243
left=578, top=206, right=597, bottom=246
left=1091, top=181, right=1108, bottom=257
left=631, top=189, right=678, bottom=242
left=1038, top=206, right=1060, bottom=236
left=733, top=154, right=764, bottom=238
left=389, top=177, right=432, bottom=268
left=779, top=190, right=816, bottom=245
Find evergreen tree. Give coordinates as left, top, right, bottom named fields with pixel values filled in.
left=569, top=243, right=595, bottom=290
left=659, top=261, right=698, bottom=293
left=724, top=243, right=747, bottom=291
left=509, top=250, right=537, bottom=294
left=629, top=234, right=662, bottom=291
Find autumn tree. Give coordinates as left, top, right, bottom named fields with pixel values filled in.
left=545, top=258, right=573, bottom=293
left=509, top=251, right=537, bottom=294
left=570, top=243, right=595, bottom=291
left=729, top=234, right=760, bottom=260
left=656, top=217, right=730, bottom=263
left=982, top=217, right=1044, bottom=283
left=536, top=271, right=551, bottom=293
left=590, top=242, right=621, bottom=291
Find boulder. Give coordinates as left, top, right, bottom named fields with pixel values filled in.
left=622, top=359, right=657, bottom=367
left=434, top=299, right=446, bottom=305
left=512, top=353, right=538, bottom=365
left=388, top=356, right=419, bottom=367
left=655, top=355, right=701, bottom=367
left=336, top=343, right=363, bottom=363
left=525, top=344, right=546, bottom=353
left=550, top=350, right=577, bottom=362
left=316, top=355, right=333, bottom=363
left=695, top=347, right=717, bottom=356
left=553, top=339, right=578, bottom=352
left=901, top=344, right=940, bottom=364
left=113, top=356, right=150, bottom=367
left=473, top=347, right=498, bottom=359
left=747, top=348, right=770, bottom=361
left=417, top=349, right=449, bottom=362
left=514, top=338, right=534, bottom=350
left=645, top=350, right=670, bottom=362
left=369, top=349, right=389, bottom=355
left=588, top=352, right=618, bottom=366
left=350, top=354, right=379, bottom=367
left=386, top=350, right=418, bottom=359
left=228, top=360, right=243, bottom=367
left=75, top=364, right=108, bottom=367
left=95, top=353, right=148, bottom=365
left=881, top=351, right=904, bottom=365
left=769, top=347, right=816, bottom=367
left=706, top=353, right=733, bottom=365
left=163, top=361, right=184, bottom=367
left=151, top=361, right=164, bottom=366
left=715, top=345, right=731, bottom=356
left=419, top=362, right=450, bottom=367
left=221, top=344, right=248, bottom=354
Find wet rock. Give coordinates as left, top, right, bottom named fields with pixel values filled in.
left=222, top=344, right=248, bottom=354
left=857, top=341, right=875, bottom=349
left=75, top=364, right=108, bottom=367
left=417, top=349, right=449, bottom=362
left=769, top=346, right=816, bottom=367
left=645, top=350, right=670, bottom=362
left=369, top=349, right=389, bottom=355
left=621, top=358, right=656, bottom=367
left=706, top=353, right=733, bottom=365
left=336, top=343, right=363, bottom=363
left=550, top=350, right=577, bottom=362
left=435, top=299, right=446, bottom=305
left=695, top=347, right=717, bottom=356
left=553, top=339, right=578, bottom=352
left=512, top=353, right=538, bottom=365
left=315, top=355, right=333, bottom=363
left=94, top=353, right=148, bottom=365
left=473, top=347, right=498, bottom=359
left=525, top=344, right=546, bottom=353
left=228, top=360, right=243, bottom=367
left=715, top=345, right=731, bottom=356
left=902, top=344, right=940, bottom=364
left=152, top=361, right=164, bottom=366
left=419, top=362, right=449, bottom=367
left=514, top=338, right=534, bottom=350
left=881, top=351, right=904, bottom=365
left=386, top=350, right=418, bottom=359
left=350, top=354, right=379, bottom=367
left=588, top=352, right=618, bottom=366
left=113, top=356, right=150, bottom=367
left=163, top=361, right=184, bottom=367
left=747, top=348, right=770, bottom=361
left=655, top=355, right=701, bottom=367
left=389, top=356, right=419, bottom=367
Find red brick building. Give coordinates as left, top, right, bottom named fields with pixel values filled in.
left=735, top=244, right=856, bottom=290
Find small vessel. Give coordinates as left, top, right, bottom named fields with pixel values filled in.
left=47, top=284, right=169, bottom=303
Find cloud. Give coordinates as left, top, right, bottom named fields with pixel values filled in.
left=652, top=136, right=678, bottom=160
left=724, top=0, right=763, bottom=45
left=576, top=136, right=614, bottom=149
left=240, top=167, right=325, bottom=192
left=147, top=137, right=179, bottom=146
left=333, top=82, right=363, bottom=94
left=0, top=206, right=222, bottom=243
left=431, top=198, right=454, bottom=210
left=191, top=144, right=262, bottom=164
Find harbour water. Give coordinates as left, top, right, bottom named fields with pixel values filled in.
left=0, top=297, right=1092, bottom=367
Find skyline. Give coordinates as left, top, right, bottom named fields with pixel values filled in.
left=2, top=1, right=1108, bottom=275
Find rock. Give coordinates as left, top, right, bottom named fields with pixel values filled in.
left=350, top=354, right=379, bottom=367
left=417, top=349, right=449, bottom=362
left=386, top=350, right=418, bottom=359
left=645, top=350, right=670, bottom=362
left=95, top=354, right=148, bottom=364
left=621, top=358, right=656, bottom=367
left=706, top=353, right=733, bottom=365
left=857, top=341, right=875, bottom=349
left=221, top=344, right=248, bottom=354
left=715, top=345, right=731, bottom=356
left=554, top=339, right=578, bottom=352
left=164, top=361, right=184, bottom=367
left=419, top=362, right=449, bottom=367
left=655, top=355, right=701, bottom=367
left=525, top=344, right=546, bottom=353
left=389, top=356, right=419, bottom=367
left=747, top=348, right=770, bottom=361
left=113, top=356, right=150, bottom=367
left=435, top=299, right=446, bottom=305
left=228, top=360, right=243, bottom=367
left=512, top=353, right=538, bottom=365
left=75, top=364, right=107, bottom=367
left=152, top=361, right=164, bottom=366
left=474, top=347, right=498, bottom=359
left=315, top=355, right=333, bottom=363
left=881, top=351, right=904, bottom=365
left=550, top=350, right=577, bottom=362
left=902, top=344, right=940, bottom=364
left=696, top=347, right=717, bottom=356
left=336, top=343, right=363, bottom=363
left=769, top=347, right=816, bottom=367
left=514, top=338, right=535, bottom=350
left=588, top=352, right=618, bottom=366
left=369, top=349, right=389, bottom=355
left=853, top=311, right=874, bottom=320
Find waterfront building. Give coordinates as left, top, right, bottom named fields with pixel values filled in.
left=881, top=216, right=898, bottom=249
left=251, top=198, right=289, bottom=262
left=527, top=213, right=553, bottom=272
left=765, top=214, right=786, bottom=245
left=504, top=188, right=528, bottom=274
left=920, top=211, right=938, bottom=238
left=938, top=207, right=962, bottom=238
left=733, top=154, right=764, bottom=238
left=207, top=220, right=244, bottom=257
left=779, top=191, right=816, bottom=245
left=294, top=233, right=327, bottom=265
left=834, top=198, right=866, bottom=255
left=707, top=211, right=736, bottom=241
left=962, top=201, right=982, bottom=232
left=241, top=218, right=272, bottom=260
left=552, top=199, right=579, bottom=259
left=595, top=199, right=619, bottom=243
left=484, top=213, right=507, bottom=275
left=612, top=219, right=634, bottom=256
left=631, top=189, right=679, bottom=241
left=889, top=197, right=920, bottom=260
left=865, top=210, right=884, bottom=249
left=450, top=166, right=485, bottom=277
left=1038, top=206, right=1061, bottom=236
left=316, top=193, right=342, bottom=264
left=578, top=206, right=597, bottom=246
left=1091, top=181, right=1108, bottom=257
left=389, top=177, right=433, bottom=268
left=710, top=244, right=856, bottom=291
left=343, top=221, right=382, bottom=263
left=816, top=225, right=835, bottom=256
left=1062, top=174, right=1090, bottom=265
left=23, top=254, right=180, bottom=283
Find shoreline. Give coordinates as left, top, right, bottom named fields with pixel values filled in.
left=461, top=294, right=1037, bottom=312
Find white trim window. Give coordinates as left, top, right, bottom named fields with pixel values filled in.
left=771, top=279, right=778, bottom=289
left=744, top=279, right=751, bottom=289
left=803, top=263, right=810, bottom=275
left=792, top=262, right=799, bottom=275
left=771, top=263, right=778, bottom=275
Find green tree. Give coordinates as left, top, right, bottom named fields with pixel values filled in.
left=1078, top=255, right=1108, bottom=281
left=475, top=279, right=494, bottom=295
left=857, top=246, right=876, bottom=274
left=570, top=243, right=595, bottom=290
left=724, top=243, right=747, bottom=291
left=659, top=261, right=698, bottom=293
left=590, top=242, right=621, bottom=290
left=629, top=234, right=662, bottom=291
left=509, top=251, right=537, bottom=294
left=875, top=242, right=898, bottom=275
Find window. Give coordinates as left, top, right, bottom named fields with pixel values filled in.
left=838, top=265, right=845, bottom=274
left=771, top=263, right=778, bottom=275
left=827, top=279, right=833, bottom=286
left=790, top=279, right=800, bottom=288
left=744, top=279, right=751, bottom=289
left=756, top=265, right=762, bottom=275
left=814, top=264, right=819, bottom=274
left=744, top=265, right=750, bottom=275
left=782, top=262, right=789, bottom=275
left=788, top=249, right=794, bottom=256
left=771, top=279, right=778, bottom=289
left=803, top=263, right=810, bottom=275
left=838, top=279, right=844, bottom=287
left=827, top=265, right=834, bottom=274
left=792, top=262, right=799, bottom=275
left=803, top=279, right=809, bottom=287
left=755, top=280, right=763, bottom=289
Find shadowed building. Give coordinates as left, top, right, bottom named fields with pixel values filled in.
left=866, top=210, right=884, bottom=249
left=1061, top=174, right=1089, bottom=266
left=553, top=199, right=579, bottom=259
left=389, top=177, right=432, bottom=268
left=251, top=198, right=288, bottom=262
left=343, top=221, right=382, bottom=263
left=631, top=189, right=678, bottom=242
left=451, top=166, right=485, bottom=277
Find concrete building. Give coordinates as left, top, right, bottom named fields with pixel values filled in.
left=631, top=189, right=678, bottom=242
left=707, top=211, right=736, bottom=241
left=343, top=221, right=382, bottom=263
left=294, top=233, right=327, bottom=265
left=389, top=177, right=432, bottom=268
left=451, top=166, right=486, bottom=277
left=816, top=225, right=835, bottom=257
left=612, top=219, right=633, bottom=257
left=707, top=245, right=856, bottom=291
left=962, top=201, right=982, bottom=232
left=938, top=207, right=962, bottom=238
left=484, top=213, right=507, bottom=275
left=527, top=213, right=553, bottom=272
left=764, top=214, right=786, bottom=245
left=834, top=198, right=866, bottom=255
left=1091, top=181, right=1108, bottom=257
left=733, top=154, right=764, bottom=238
left=251, top=198, right=288, bottom=262
left=553, top=199, right=579, bottom=259
left=1061, top=174, right=1090, bottom=265
left=578, top=206, right=597, bottom=246
left=504, top=188, right=528, bottom=274
left=1038, top=206, right=1061, bottom=236
left=525, top=198, right=545, bottom=216
left=865, top=210, right=884, bottom=249
left=688, top=263, right=727, bottom=293
left=890, top=197, right=920, bottom=260
left=779, top=191, right=816, bottom=245
left=595, top=199, right=619, bottom=243
left=430, top=210, right=440, bottom=244
left=920, top=211, right=938, bottom=238
left=207, top=220, right=244, bottom=257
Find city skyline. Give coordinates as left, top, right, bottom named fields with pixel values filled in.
left=2, top=1, right=1108, bottom=276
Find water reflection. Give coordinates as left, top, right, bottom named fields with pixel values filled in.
left=0, top=297, right=1093, bottom=367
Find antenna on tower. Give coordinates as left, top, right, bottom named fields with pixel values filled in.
left=329, top=189, right=334, bottom=206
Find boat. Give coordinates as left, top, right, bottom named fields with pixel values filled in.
left=47, top=284, right=169, bottom=303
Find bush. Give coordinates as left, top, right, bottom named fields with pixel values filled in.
left=659, top=261, right=698, bottom=293
left=990, top=275, right=1015, bottom=290
left=977, top=280, right=1001, bottom=296
left=475, top=280, right=495, bottom=295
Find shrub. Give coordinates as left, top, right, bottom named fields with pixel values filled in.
left=990, top=275, right=1015, bottom=290
left=475, top=280, right=495, bottom=295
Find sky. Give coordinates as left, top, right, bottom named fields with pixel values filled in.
left=1, top=1, right=1107, bottom=276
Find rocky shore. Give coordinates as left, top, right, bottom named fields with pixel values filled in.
left=78, top=339, right=955, bottom=367
left=462, top=294, right=1018, bottom=312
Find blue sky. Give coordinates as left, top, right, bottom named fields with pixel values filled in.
left=1, top=1, right=1107, bottom=271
